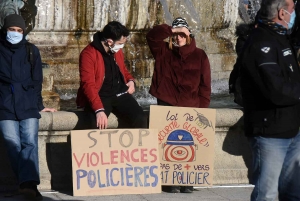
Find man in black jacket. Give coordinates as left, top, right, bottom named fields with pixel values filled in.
left=0, top=14, right=56, bottom=200
left=241, top=0, right=300, bottom=200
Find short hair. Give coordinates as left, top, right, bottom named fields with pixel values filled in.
left=259, top=0, right=288, bottom=20
left=102, top=21, right=129, bottom=41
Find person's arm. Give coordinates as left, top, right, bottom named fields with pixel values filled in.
left=146, top=24, right=173, bottom=58
left=198, top=51, right=211, bottom=108
left=32, top=47, right=45, bottom=111
left=80, top=48, right=108, bottom=129
left=115, top=51, right=135, bottom=94
left=79, top=48, right=104, bottom=111
left=245, top=41, right=300, bottom=106
left=33, top=46, right=57, bottom=112
left=116, top=50, right=134, bottom=82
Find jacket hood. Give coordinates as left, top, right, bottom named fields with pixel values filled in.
left=91, top=31, right=107, bottom=54
left=235, top=23, right=255, bottom=38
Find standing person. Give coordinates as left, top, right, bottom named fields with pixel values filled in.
left=76, top=21, right=147, bottom=129
left=240, top=0, right=300, bottom=200
left=229, top=12, right=259, bottom=105
left=146, top=17, right=211, bottom=193
left=0, top=14, right=56, bottom=200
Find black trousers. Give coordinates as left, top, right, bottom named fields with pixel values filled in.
left=157, top=99, right=172, bottom=106
left=101, top=93, right=147, bottom=128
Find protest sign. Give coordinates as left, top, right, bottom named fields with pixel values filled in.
left=149, top=105, right=216, bottom=186
left=71, top=129, right=161, bottom=196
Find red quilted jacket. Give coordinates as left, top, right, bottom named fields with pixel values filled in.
left=76, top=44, right=134, bottom=111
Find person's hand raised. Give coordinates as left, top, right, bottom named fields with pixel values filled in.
left=171, top=26, right=190, bottom=37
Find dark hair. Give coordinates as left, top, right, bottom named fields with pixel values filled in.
left=102, top=21, right=129, bottom=41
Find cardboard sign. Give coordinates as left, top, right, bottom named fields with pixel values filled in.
left=71, top=129, right=161, bottom=196
left=149, top=105, right=216, bottom=186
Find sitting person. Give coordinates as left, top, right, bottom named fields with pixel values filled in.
left=76, top=21, right=147, bottom=129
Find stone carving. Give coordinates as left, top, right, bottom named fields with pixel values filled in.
left=239, top=0, right=262, bottom=23
left=0, top=0, right=37, bottom=35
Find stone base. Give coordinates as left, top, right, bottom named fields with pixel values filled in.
left=0, top=109, right=249, bottom=191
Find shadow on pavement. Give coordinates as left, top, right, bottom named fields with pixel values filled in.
left=0, top=191, right=85, bottom=201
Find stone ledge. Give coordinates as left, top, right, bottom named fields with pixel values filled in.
left=39, top=110, right=118, bottom=131
left=38, top=108, right=244, bottom=131
left=1, top=108, right=247, bottom=191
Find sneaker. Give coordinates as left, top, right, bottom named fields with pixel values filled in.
left=180, top=186, right=194, bottom=193
left=170, top=186, right=181, bottom=193
left=20, top=181, right=43, bottom=200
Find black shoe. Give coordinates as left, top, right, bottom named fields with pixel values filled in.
left=170, top=186, right=181, bottom=193
left=181, top=186, right=194, bottom=193
left=4, top=189, right=21, bottom=197
left=34, top=188, right=43, bottom=201
left=20, top=181, right=43, bottom=200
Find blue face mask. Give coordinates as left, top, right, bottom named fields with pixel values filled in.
left=283, top=9, right=296, bottom=29
left=6, top=31, right=23, bottom=44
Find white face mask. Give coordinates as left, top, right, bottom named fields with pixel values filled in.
left=109, top=43, right=124, bottom=53
left=283, top=9, right=296, bottom=29
left=6, top=31, right=23, bottom=44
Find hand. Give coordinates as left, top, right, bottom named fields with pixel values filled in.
left=171, top=27, right=190, bottom=37
left=41, top=108, right=57, bottom=112
left=126, top=81, right=135, bottom=94
left=96, top=112, right=108, bottom=129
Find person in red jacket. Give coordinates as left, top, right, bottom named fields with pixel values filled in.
left=76, top=21, right=147, bottom=129
left=146, top=17, right=211, bottom=193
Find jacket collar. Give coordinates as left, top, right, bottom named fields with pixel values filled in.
left=91, top=31, right=109, bottom=55
left=259, top=19, right=288, bottom=35
left=172, top=38, right=196, bottom=60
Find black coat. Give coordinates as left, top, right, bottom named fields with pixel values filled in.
left=0, top=34, right=44, bottom=120
left=229, top=23, right=254, bottom=94
left=241, top=23, right=300, bottom=138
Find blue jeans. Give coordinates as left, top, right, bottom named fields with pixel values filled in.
left=250, top=131, right=300, bottom=201
left=0, top=118, right=40, bottom=185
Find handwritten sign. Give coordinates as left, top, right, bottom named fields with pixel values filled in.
left=149, top=105, right=216, bottom=186
left=71, top=129, right=161, bottom=196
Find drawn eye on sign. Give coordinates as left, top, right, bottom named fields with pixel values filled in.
left=193, top=109, right=214, bottom=131
left=162, top=130, right=197, bottom=163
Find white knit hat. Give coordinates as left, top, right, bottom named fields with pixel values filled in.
left=172, top=17, right=193, bottom=37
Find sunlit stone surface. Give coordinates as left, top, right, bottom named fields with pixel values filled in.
left=0, top=1, right=263, bottom=191
left=23, top=0, right=260, bottom=109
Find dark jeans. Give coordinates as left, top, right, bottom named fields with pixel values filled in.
left=249, top=132, right=300, bottom=201
left=101, top=93, right=147, bottom=128
left=157, top=99, right=172, bottom=106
